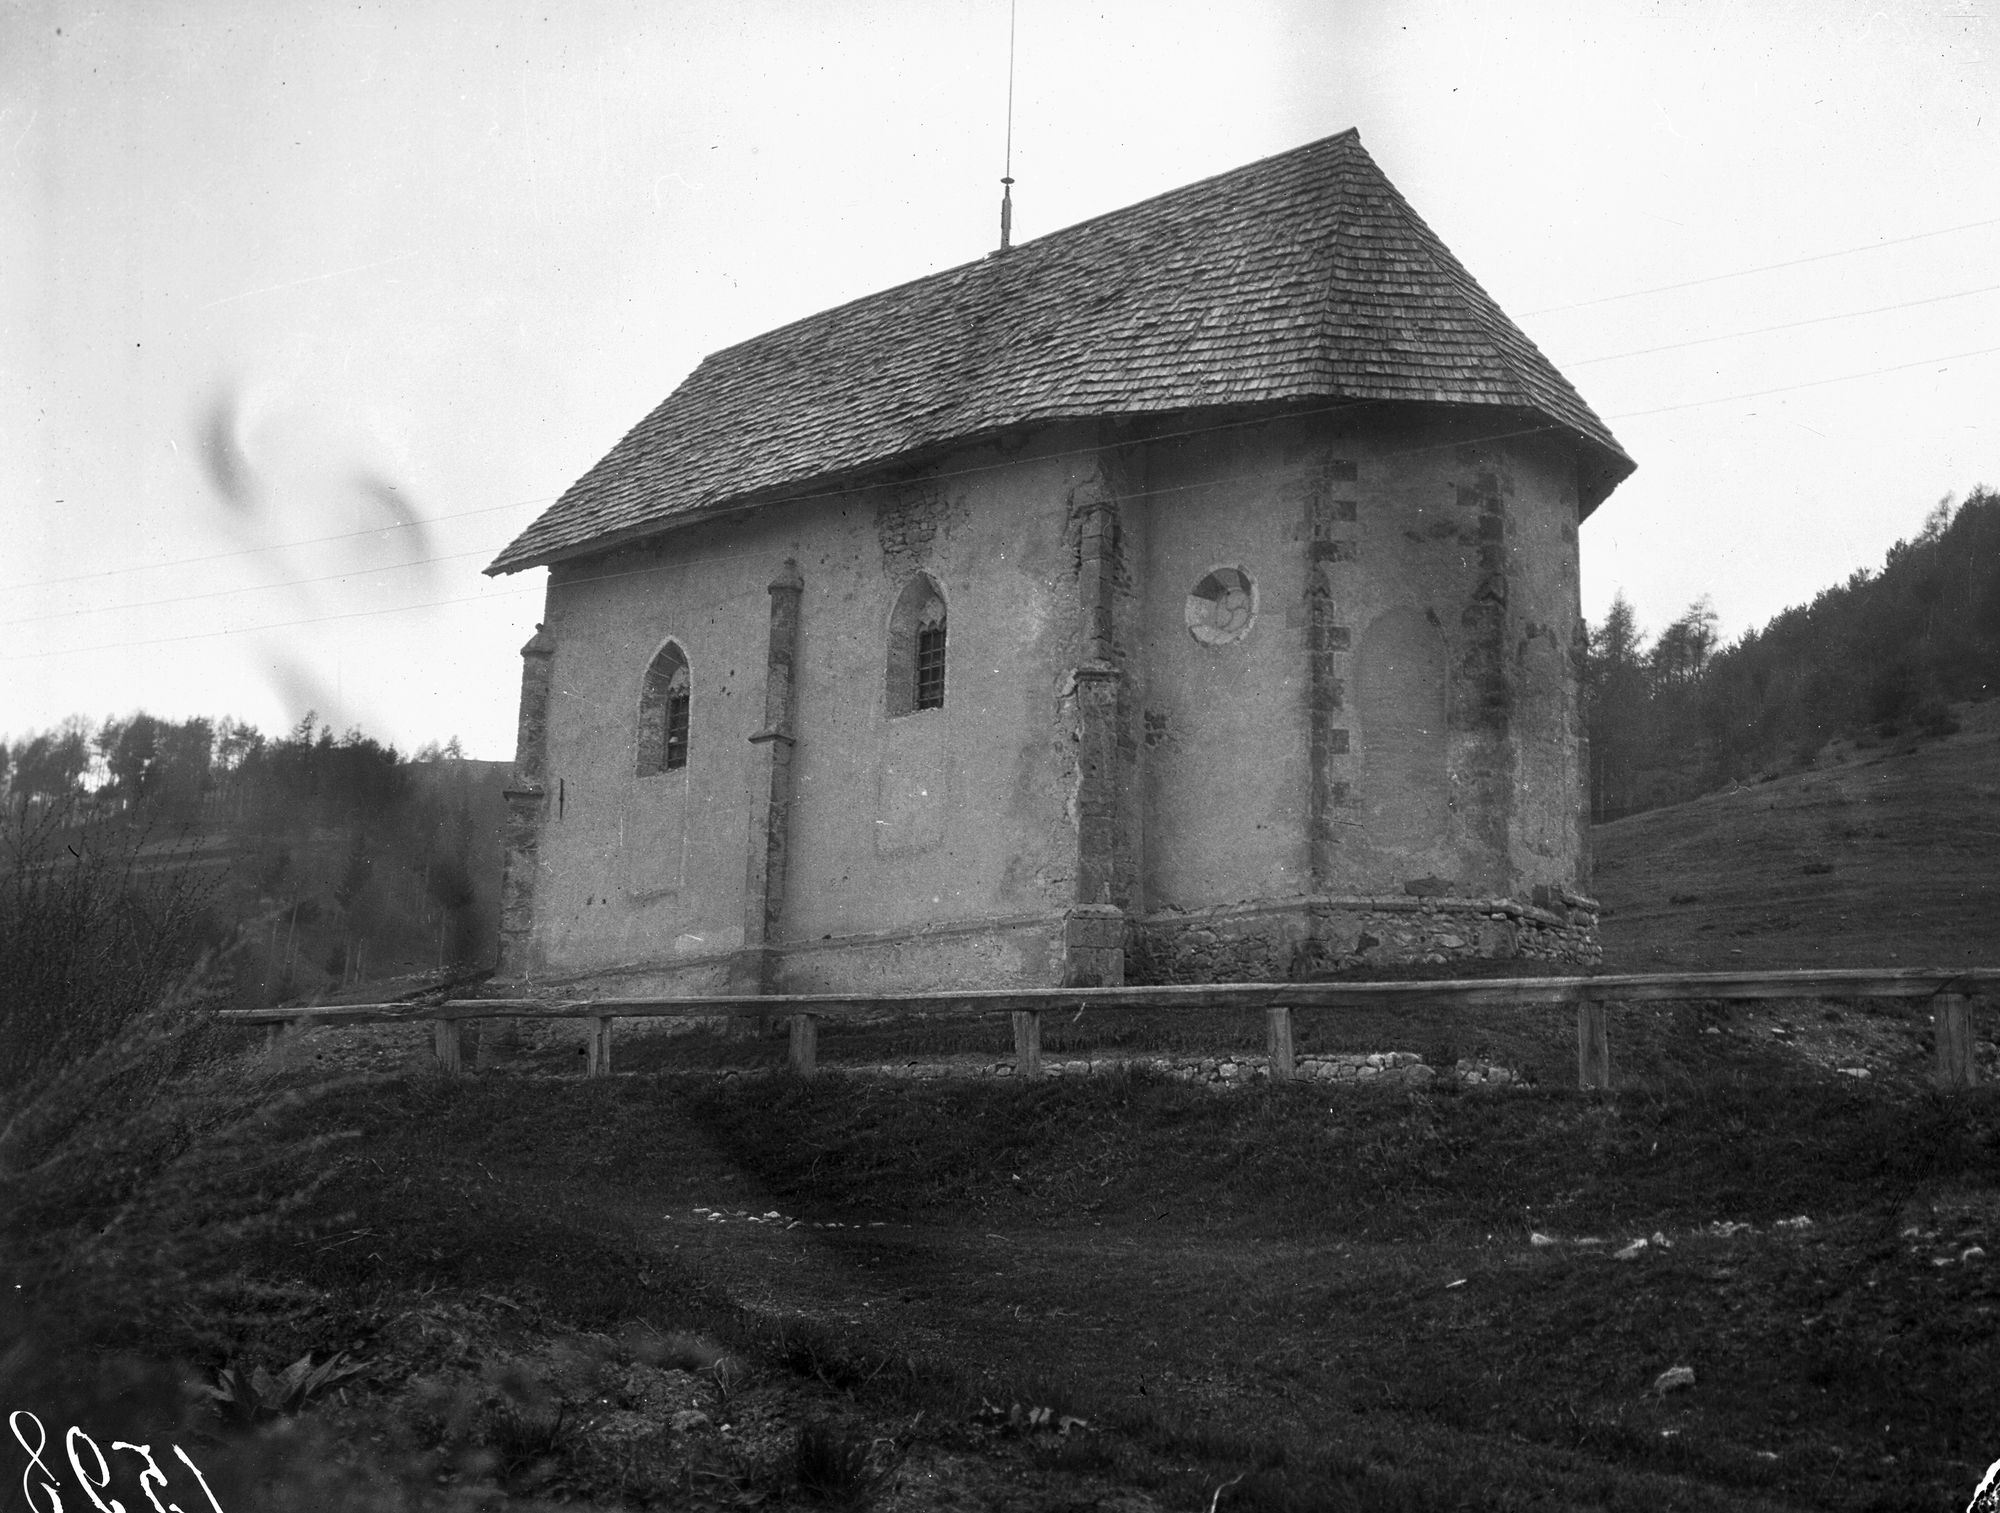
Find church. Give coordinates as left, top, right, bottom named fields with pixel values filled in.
left=485, top=129, right=1634, bottom=996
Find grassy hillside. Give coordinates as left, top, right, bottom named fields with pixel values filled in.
left=1593, top=697, right=2000, bottom=972
left=7, top=1055, right=1997, bottom=1512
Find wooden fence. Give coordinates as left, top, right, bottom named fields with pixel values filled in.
left=217, top=968, right=2000, bottom=1092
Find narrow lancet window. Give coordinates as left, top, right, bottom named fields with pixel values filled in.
left=887, top=575, right=948, bottom=717
left=637, top=641, right=692, bottom=775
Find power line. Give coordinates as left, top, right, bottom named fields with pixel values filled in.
left=1567, top=281, right=2000, bottom=366
left=1607, top=342, right=2000, bottom=419
left=3, top=399, right=1381, bottom=607
left=13, top=339, right=2000, bottom=658
left=1, top=409, right=1406, bottom=661
left=1524, top=213, right=2000, bottom=317
left=0, top=492, right=558, bottom=593
left=0, top=415, right=1641, bottom=664
left=14, top=213, right=1998, bottom=599
left=1, top=536, right=872, bottom=660
left=18, top=211, right=2000, bottom=597
left=0, top=583, right=540, bottom=662
left=1, top=547, right=498, bottom=629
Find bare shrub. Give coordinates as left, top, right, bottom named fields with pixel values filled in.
left=0, top=794, right=221, bottom=1097
left=0, top=795, right=349, bottom=1362
left=0, top=972, right=354, bottom=1358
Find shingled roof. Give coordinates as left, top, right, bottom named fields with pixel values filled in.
left=489, top=128, right=1633, bottom=574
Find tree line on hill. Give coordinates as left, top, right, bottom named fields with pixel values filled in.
left=1584, top=485, right=1999, bottom=819
left=1, top=712, right=505, bottom=1015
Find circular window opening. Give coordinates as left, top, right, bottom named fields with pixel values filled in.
left=1185, top=567, right=1256, bottom=645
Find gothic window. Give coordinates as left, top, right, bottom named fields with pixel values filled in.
left=636, top=641, right=691, bottom=775
left=887, top=574, right=947, bottom=717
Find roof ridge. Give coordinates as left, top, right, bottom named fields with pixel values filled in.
left=1001, top=125, right=1364, bottom=254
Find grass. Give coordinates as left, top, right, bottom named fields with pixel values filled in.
left=663, top=1070, right=1998, bottom=1511
left=1595, top=697, right=2000, bottom=972
left=12, top=1048, right=1994, bottom=1510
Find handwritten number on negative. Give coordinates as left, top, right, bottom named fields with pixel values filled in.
left=7, top=1416, right=222, bottom=1513
left=10, top=1412, right=64, bottom=1513
left=65, top=1428, right=126, bottom=1513
left=109, top=1443, right=178, bottom=1513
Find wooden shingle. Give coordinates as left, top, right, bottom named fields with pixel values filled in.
left=489, top=129, right=1632, bottom=575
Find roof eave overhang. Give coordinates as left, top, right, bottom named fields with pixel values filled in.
left=487, top=395, right=1634, bottom=574
left=1577, top=442, right=1637, bottom=522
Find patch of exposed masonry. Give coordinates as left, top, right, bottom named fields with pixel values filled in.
left=1131, top=888, right=1603, bottom=985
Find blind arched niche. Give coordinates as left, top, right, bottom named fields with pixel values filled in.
left=1356, top=607, right=1449, bottom=856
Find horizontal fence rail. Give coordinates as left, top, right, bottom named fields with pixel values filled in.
left=218, top=967, right=2000, bottom=1092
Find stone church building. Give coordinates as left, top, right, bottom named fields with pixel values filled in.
left=486, top=128, right=1634, bottom=995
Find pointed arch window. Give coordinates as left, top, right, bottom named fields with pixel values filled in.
left=887, top=575, right=947, bottom=717
left=636, top=641, right=691, bottom=775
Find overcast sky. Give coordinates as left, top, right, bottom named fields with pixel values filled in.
left=4, top=0, right=1995, bottom=759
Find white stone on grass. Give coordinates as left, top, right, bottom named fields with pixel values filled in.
left=1653, top=1366, right=1696, bottom=1394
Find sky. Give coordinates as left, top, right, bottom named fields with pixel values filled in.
left=3, top=0, right=1996, bottom=760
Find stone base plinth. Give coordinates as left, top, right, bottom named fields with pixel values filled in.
left=1129, top=892, right=1600, bottom=985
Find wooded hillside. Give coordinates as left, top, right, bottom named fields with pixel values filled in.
left=1587, top=485, right=1999, bottom=817
left=1, top=714, right=506, bottom=1012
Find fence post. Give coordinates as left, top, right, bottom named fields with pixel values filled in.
left=433, top=1017, right=463, bottom=1075
left=585, top=1016, right=613, bottom=1078
left=1266, top=1005, right=1295, bottom=1082
left=1576, top=997, right=1611, bottom=1091
left=789, top=1012, right=818, bottom=1077
left=1935, top=993, right=1977, bottom=1090
left=1013, top=1010, right=1042, bottom=1080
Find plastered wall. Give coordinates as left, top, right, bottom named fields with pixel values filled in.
left=508, top=405, right=1594, bottom=992
left=519, top=428, right=1098, bottom=990
left=1132, top=408, right=1588, bottom=917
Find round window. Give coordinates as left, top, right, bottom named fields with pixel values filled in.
left=1185, top=567, right=1256, bottom=645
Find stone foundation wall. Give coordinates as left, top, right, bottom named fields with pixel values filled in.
left=1128, top=890, right=1600, bottom=984
left=445, top=1016, right=1527, bottom=1089
left=699, top=1050, right=1525, bottom=1090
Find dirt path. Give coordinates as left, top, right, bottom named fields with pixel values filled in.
left=511, top=1137, right=1841, bottom=1513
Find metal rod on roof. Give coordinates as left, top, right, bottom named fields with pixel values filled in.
left=999, top=0, right=1017, bottom=251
